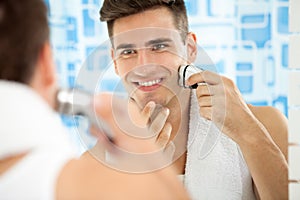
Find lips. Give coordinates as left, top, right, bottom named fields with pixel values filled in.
left=125, top=65, right=172, bottom=92
left=137, top=78, right=162, bottom=87
left=132, top=78, right=164, bottom=92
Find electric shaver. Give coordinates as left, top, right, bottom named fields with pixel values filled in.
left=178, top=64, right=204, bottom=89
left=55, top=88, right=114, bottom=142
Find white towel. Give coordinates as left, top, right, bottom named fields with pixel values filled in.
left=184, top=91, right=256, bottom=200
left=0, top=81, right=74, bottom=159
left=0, top=81, right=77, bottom=200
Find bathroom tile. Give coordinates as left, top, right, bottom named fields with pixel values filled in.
left=290, top=0, right=300, bottom=32
left=288, top=71, right=300, bottom=106
left=289, top=35, right=300, bottom=69
left=289, top=145, right=300, bottom=180
left=289, top=183, right=300, bottom=200
left=289, top=109, right=300, bottom=144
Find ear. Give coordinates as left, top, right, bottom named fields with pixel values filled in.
left=111, top=48, right=119, bottom=75
left=36, top=42, right=56, bottom=87
left=186, top=32, right=197, bottom=64
left=30, top=42, right=57, bottom=107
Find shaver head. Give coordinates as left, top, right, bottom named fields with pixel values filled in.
left=55, top=88, right=115, bottom=142
left=55, top=88, right=73, bottom=116
left=178, top=64, right=203, bottom=89
left=55, top=88, right=92, bottom=117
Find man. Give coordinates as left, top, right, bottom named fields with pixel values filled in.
left=99, top=0, right=288, bottom=199
left=0, top=0, right=189, bottom=199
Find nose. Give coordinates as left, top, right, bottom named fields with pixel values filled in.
left=136, top=48, right=154, bottom=67
left=132, top=64, right=156, bottom=77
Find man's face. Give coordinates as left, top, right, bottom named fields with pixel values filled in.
left=111, top=7, right=194, bottom=109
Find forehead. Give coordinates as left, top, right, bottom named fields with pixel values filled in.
left=112, top=28, right=182, bottom=48
left=112, top=7, right=181, bottom=47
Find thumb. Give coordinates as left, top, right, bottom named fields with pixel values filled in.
left=163, top=141, right=176, bottom=163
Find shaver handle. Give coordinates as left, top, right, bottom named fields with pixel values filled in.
left=55, top=88, right=114, bottom=142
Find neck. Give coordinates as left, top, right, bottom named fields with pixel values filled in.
left=166, top=89, right=190, bottom=137
left=30, top=79, right=57, bottom=109
left=166, top=89, right=191, bottom=174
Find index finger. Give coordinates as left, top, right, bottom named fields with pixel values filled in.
left=141, top=101, right=156, bottom=120
left=187, top=70, right=222, bottom=86
left=128, top=99, right=155, bottom=127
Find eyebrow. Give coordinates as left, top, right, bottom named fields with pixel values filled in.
left=145, top=38, right=173, bottom=46
left=115, top=38, right=173, bottom=51
left=115, top=43, right=136, bottom=51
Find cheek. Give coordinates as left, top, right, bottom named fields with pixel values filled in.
left=151, top=53, right=183, bottom=72
left=115, top=61, right=132, bottom=78
left=164, top=56, right=187, bottom=75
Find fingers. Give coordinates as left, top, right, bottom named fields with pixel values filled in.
left=128, top=99, right=155, bottom=127
left=149, top=107, right=170, bottom=135
left=190, top=72, right=226, bottom=123
left=195, top=82, right=213, bottom=117
left=196, top=83, right=211, bottom=96
left=163, top=141, right=175, bottom=162
left=187, top=70, right=222, bottom=86
left=197, top=95, right=212, bottom=107
left=95, top=94, right=173, bottom=152
left=155, top=122, right=172, bottom=148
left=198, top=106, right=212, bottom=121
left=149, top=107, right=171, bottom=148
left=141, top=101, right=156, bottom=121
left=188, top=71, right=224, bottom=98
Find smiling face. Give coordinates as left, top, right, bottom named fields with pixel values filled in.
left=111, top=7, right=197, bottom=109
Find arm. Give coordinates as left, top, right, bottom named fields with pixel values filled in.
left=248, top=105, right=288, bottom=160
left=245, top=105, right=288, bottom=200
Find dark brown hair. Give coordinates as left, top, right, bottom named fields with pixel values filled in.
left=100, top=0, right=189, bottom=43
left=0, top=0, right=50, bottom=84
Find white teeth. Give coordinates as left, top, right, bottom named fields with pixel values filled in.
left=138, top=79, right=161, bottom=87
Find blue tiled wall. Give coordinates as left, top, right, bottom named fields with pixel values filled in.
left=48, top=0, right=289, bottom=118
left=241, top=14, right=271, bottom=48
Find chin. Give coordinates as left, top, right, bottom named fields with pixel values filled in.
left=135, top=95, right=168, bottom=109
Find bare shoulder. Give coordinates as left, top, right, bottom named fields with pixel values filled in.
left=56, top=152, right=123, bottom=199
left=248, top=104, right=288, bottom=159
left=55, top=155, right=98, bottom=199
left=56, top=152, right=189, bottom=200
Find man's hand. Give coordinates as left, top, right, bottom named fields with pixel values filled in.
left=89, top=93, right=175, bottom=172
left=128, top=99, right=172, bottom=149
left=187, top=70, right=259, bottom=141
